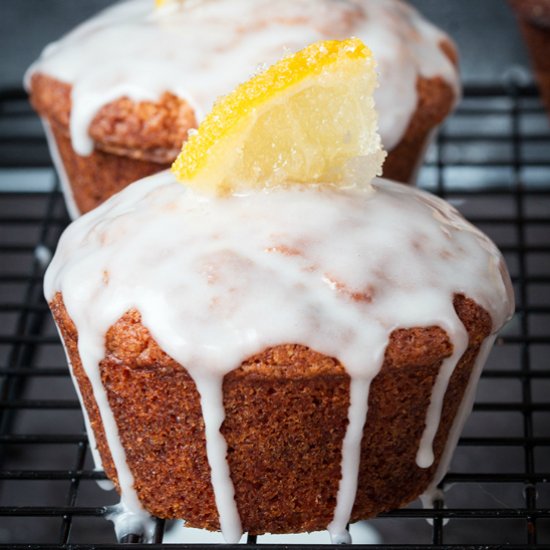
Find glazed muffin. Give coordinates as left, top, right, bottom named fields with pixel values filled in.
left=27, top=0, right=459, bottom=217
left=45, top=173, right=513, bottom=540
left=509, top=0, right=550, bottom=114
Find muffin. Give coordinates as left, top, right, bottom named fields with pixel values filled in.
left=509, top=0, right=550, bottom=114
left=44, top=173, right=513, bottom=540
left=27, top=0, right=460, bottom=217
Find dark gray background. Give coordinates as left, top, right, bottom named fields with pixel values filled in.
left=0, top=0, right=534, bottom=89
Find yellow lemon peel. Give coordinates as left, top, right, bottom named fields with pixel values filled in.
left=172, top=38, right=386, bottom=195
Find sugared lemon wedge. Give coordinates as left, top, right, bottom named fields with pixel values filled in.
left=172, top=38, right=386, bottom=195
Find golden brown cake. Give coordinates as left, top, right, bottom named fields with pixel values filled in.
left=50, top=292, right=490, bottom=534
left=509, top=0, right=550, bottom=114
left=27, top=0, right=460, bottom=216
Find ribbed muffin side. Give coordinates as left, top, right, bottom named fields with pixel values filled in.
left=49, top=291, right=490, bottom=535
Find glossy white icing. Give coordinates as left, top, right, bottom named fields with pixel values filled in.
left=26, top=0, right=459, bottom=157
left=328, top=377, right=371, bottom=544
left=194, top=375, right=243, bottom=541
left=44, top=172, right=513, bottom=542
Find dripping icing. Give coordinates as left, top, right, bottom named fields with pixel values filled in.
left=328, top=377, right=374, bottom=544
left=107, top=501, right=157, bottom=543
left=44, top=174, right=513, bottom=541
left=26, top=0, right=459, bottom=156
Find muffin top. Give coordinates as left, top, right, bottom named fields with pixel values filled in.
left=27, top=0, right=459, bottom=157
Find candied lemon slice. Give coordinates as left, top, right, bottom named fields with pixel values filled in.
left=155, top=0, right=182, bottom=7
left=172, top=38, right=386, bottom=195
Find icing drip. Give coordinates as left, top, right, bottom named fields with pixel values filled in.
left=44, top=174, right=513, bottom=541
left=162, top=518, right=381, bottom=544
left=76, top=312, right=144, bottom=514
left=26, top=0, right=459, bottom=156
left=107, top=501, right=157, bottom=543
left=55, top=323, right=108, bottom=483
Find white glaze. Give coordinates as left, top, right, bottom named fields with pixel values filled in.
left=194, top=374, right=242, bottom=542
left=328, top=377, right=372, bottom=544
left=45, top=172, right=513, bottom=543
left=416, top=318, right=468, bottom=469
left=26, top=0, right=459, bottom=157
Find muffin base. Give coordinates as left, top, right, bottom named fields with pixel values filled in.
left=50, top=292, right=491, bottom=534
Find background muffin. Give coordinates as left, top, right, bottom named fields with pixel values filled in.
left=27, top=0, right=460, bottom=216
left=44, top=174, right=513, bottom=539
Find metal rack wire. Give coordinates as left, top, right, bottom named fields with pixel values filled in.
left=0, top=83, right=549, bottom=548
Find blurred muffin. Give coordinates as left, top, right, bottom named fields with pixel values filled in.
left=27, top=0, right=459, bottom=217
left=509, top=0, right=550, bottom=114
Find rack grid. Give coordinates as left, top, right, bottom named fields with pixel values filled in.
left=0, top=83, right=549, bottom=548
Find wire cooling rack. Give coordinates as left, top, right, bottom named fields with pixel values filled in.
left=0, top=83, right=549, bottom=548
